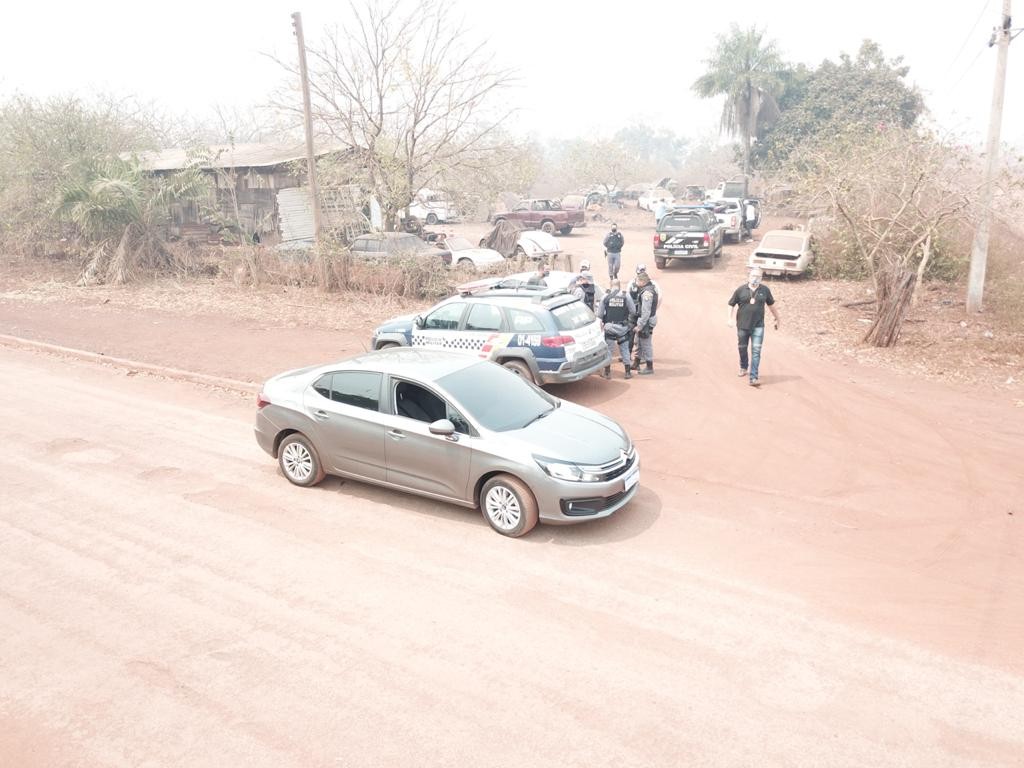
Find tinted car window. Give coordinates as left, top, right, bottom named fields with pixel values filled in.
left=313, top=373, right=333, bottom=399
left=660, top=213, right=705, bottom=232
left=313, top=371, right=381, bottom=410
left=424, top=302, right=465, bottom=330
left=331, top=371, right=382, bottom=410
left=507, top=308, right=545, bottom=332
left=551, top=301, right=594, bottom=330
left=466, top=303, right=503, bottom=331
left=439, top=362, right=556, bottom=432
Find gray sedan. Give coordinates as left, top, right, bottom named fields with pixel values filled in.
left=254, top=348, right=640, bottom=537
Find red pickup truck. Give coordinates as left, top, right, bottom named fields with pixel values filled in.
left=490, top=199, right=584, bottom=235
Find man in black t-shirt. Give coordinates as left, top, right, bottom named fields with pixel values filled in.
left=727, top=268, right=780, bottom=387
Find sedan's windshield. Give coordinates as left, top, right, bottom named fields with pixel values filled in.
left=447, top=236, right=473, bottom=251
left=439, top=362, right=556, bottom=431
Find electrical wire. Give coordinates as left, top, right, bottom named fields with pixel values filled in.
left=944, top=0, right=993, bottom=76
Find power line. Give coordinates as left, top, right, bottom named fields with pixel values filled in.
left=945, top=0, right=993, bottom=76
left=948, top=44, right=989, bottom=92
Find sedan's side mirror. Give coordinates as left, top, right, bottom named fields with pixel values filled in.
left=428, top=419, right=457, bottom=439
left=413, top=315, right=425, bottom=330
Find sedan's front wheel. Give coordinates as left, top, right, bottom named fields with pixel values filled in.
left=480, top=474, right=539, bottom=537
left=278, top=433, right=326, bottom=487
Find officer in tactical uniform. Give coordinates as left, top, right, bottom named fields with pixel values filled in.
left=571, top=270, right=597, bottom=311
left=596, top=279, right=636, bottom=379
left=631, top=271, right=659, bottom=375
left=602, top=223, right=625, bottom=280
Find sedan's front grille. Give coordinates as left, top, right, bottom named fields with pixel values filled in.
left=578, top=446, right=636, bottom=482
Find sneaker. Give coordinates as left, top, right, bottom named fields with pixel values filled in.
left=749, top=378, right=761, bottom=387
left=737, top=369, right=748, bottom=377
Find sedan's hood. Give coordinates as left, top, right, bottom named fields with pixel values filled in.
left=513, top=402, right=628, bottom=465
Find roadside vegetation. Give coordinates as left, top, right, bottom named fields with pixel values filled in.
left=0, top=3, right=1020, bottom=360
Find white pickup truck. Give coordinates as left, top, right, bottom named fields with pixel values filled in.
left=407, top=189, right=460, bottom=225
left=706, top=192, right=762, bottom=243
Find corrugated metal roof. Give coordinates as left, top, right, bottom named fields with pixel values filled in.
left=131, top=142, right=345, bottom=171
left=277, top=187, right=316, bottom=242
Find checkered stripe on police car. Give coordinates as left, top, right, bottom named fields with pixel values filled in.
left=412, top=333, right=488, bottom=351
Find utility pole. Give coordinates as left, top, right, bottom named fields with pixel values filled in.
left=967, top=0, right=1013, bottom=313
left=292, top=12, right=323, bottom=242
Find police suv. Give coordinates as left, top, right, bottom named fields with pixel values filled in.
left=370, top=285, right=611, bottom=385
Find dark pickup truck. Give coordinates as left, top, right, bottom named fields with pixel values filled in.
left=652, top=207, right=724, bottom=270
left=491, top=199, right=585, bottom=235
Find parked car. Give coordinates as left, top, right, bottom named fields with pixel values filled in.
left=406, top=188, right=460, bottom=226
left=370, top=285, right=611, bottom=386
left=653, top=207, right=724, bottom=270
left=747, top=229, right=817, bottom=276
left=478, top=228, right=563, bottom=261
left=638, top=188, right=674, bottom=212
left=707, top=199, right=745, bottom=243
left=254, top=348, right=640, bottom=537
left=351, top=232, right=452, bottom=265
left=622, top=183, right=651, bottom=201
left=491, top=199, right=584, bottom=235
left=706, top=180, right=747, bottom=200
left=442, top=236, right=505, bottom=272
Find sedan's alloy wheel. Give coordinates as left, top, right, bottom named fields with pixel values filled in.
left=485, top=485, right=522, bottom=531
left=282, top=441, right=313, bottom=482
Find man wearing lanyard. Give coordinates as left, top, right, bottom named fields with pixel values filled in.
left=727, top=267, right=780, bottom=387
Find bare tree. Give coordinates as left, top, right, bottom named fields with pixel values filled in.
left=788, top=127, right=978, bottom=346
left=271, top=0, right=515, bottom=229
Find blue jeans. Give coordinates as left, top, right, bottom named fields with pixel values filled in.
left=737, top=325, right=765, bottom=380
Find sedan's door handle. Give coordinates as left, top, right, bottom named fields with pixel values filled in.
left=387, top=429, right=406, bottom=440
left=313, top=409, right=330, bottom=420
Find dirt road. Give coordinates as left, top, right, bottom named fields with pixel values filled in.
left=1, top=216, right=1023, bottom=766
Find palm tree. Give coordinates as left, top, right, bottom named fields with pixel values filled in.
left=59, top=158, right=207, bottom=284
left=693, top=25, right=784, bottom=194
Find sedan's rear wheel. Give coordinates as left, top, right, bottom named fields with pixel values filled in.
left=501, top=358, right=535, bottom=383
left=278, top=433, right=325, bottom=487
left=457, top=257, right=476, bottom=273
left=480, top=474, right=539, bottom=537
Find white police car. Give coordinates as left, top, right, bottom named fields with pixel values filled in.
left=370, top=286, right=611, bottom=385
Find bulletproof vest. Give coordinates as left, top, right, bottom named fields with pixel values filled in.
left=606, top=231, right=624, bottom=251
left=640, top=284, right=658, bottom=317
left=603, top=291, right=628, bottom=323
left=581, top=282, right=596, bottom=310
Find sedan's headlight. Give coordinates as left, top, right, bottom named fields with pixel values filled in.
left=534, top=456, right=601, bottom=482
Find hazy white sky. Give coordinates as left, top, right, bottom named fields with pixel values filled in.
left=2, top=0, right=1020, bottom=148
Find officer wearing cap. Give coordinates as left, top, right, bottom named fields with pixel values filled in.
left=571, top=270, right=597, bottom=311
left=597, top=279, right=636, bottom=379
left=632, top=271, right=659, bottom=375
left=602, top=223, right=624, bottom=280
left=628, top=264, right=664, bottom=309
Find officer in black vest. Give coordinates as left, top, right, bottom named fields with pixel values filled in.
left=597, top=279, right=636, bottom=379
left=571, top=270, right=597, bottom=311
left=632, top=272, right=659, bottom=375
